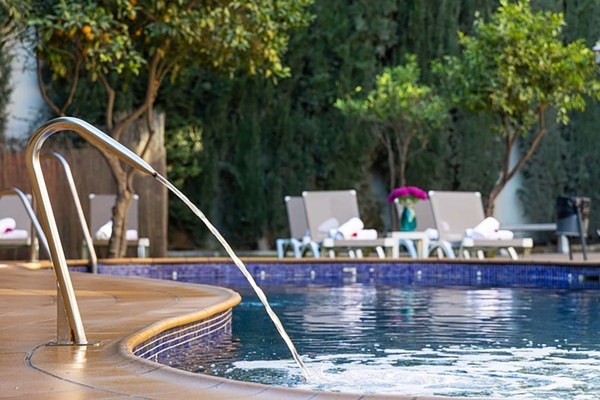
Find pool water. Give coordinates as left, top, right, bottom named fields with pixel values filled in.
left=163, top=283, right=600, bottom=398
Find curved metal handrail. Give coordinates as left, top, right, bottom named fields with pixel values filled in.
left=26, top=117, right=157, bottom=345
left=41, top=152, right=98, bottom=274
left=0, top=187, right=50, bottom=259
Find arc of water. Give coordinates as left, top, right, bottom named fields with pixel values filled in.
left=156, top=175, right=311, bottom=380
left=26, top=117, right=310, bottom=380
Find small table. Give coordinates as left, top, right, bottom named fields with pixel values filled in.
left=388, top=231, right=430, bottom=259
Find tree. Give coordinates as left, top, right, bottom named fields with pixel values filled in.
left=0, top=1, right=22, bottom=142
left=434, top=0, right=600, bottom=216
left=335, top=54, right=448, bottom=192
left=1, top=0, right=313, bottom=257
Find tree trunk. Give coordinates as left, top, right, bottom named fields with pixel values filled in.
left=104, top=112, right=167, bottom=258
left=108, top=188, right=133, bottom=258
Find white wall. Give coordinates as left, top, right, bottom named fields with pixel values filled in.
left=5, top=42, right=44, bottom=139
left=492, top=143, right=526, bottom=225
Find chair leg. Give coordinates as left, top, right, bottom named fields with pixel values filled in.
left=375, top=246, right=385, bottom=258
left=309, top=242, right=320, bottom=258
left=507, top=247, right=518, bottom=260
left=276, top=239, right=287, bottom=258
left=399, top=239, right=417, bottom=258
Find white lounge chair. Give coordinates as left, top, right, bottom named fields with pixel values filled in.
left=276, top=196, right=320, bottom=258
left=0, top=188, right=48, bottom=261
left=393, top=198, right=451, bottom=258
left=428, top=190, right=533, bottom=260
left=88, top=194, right=150, bottom=257
left=302, top=190, right=399, bottom=258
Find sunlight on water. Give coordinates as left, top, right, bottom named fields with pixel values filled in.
left=232, top=346, right=600, bottom=398
left=163, top=283, right=600, bottom=398
left=155, top=174, right=310, bottom=380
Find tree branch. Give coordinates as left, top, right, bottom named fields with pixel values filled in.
left=504, top=105, right=547, bottom=185
left=98, top=74, right=116, bottom=132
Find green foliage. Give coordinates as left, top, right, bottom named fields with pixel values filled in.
left=165, top=124, right=202, bottom=188
left=14, top=0, right=314, bottom=83
left=4, top=0, right=313, bottom=257
left=336, top=54, right=448, bottom=189
left=159, top=0, right=392, bottom=248
left=434, top=0, right=600, bottom=214
left=437, top=0, right=599, bottom=131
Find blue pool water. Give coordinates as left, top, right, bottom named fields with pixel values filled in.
left=161, top=281, right=600, bottom=399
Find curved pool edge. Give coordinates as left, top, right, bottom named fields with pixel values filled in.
left=1, top=263, right=503, bottom=399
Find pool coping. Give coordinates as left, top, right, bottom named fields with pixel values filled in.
left=4, top=255, right=597, bottom=399
left=2, top=263, right=500, bottom=400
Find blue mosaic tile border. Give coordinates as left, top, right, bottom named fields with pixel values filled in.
left=132, top=308, right=232, bottom=362
left=93, top=260, right=600, bottom=289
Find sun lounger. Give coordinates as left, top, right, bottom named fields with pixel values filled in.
left=88, top=194, right=150, bottom=257
left=428, top=190, right=533, bottom=260
left=276, top=196, right=320, bottom=258
left=393, top=198, right=452, bottom=258
left=0, top=188, right=48, bottom=261
left=302, top=190, right=399, bottom=258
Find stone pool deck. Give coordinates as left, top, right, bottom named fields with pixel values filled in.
left=1, top=254, right=596, bottom=400
left=1, top=262, right=468, bottom=400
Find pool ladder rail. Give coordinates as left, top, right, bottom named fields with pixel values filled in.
left=26, top=117, right=157, bottom=345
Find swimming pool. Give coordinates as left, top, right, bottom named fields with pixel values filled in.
left=95, top=259, right=600, bottom=398
left=156, top=282, right=600, bottom=398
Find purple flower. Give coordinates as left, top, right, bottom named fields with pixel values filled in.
left=387, top=186, right=428, bottom=205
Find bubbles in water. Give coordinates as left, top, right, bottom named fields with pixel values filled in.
left=226, top=346, right=600, bottom=398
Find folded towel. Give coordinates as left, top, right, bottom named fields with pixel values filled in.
left=474, top=217, right=501, bottom=238
left=465, top=217, right=514, bottom=240
left=351, top=229, right=378, bottom=240
left=0, top=217, right=16, bottom=234
left=487, top=229, right=514, bottom=240
left=96, top=220, right=139, bottom=241
left=318, top=217, right=339, bottom=233
left=425, top=228, right=439, bottom=240
left=95, top=221, right=113, bottom=240
left=338, top=217, right=364, bottom=239
left=465, top=217, right=500, bottom=239
left=126, top=229, right=139, bottom=241
left=330, top=217, right=364, bottom=239
left=0, top=229, right=28, bottom=240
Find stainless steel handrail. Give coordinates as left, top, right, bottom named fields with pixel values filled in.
left=41, top=152, right=98, bottom=274
left=26, top=117, right=157, bottom=345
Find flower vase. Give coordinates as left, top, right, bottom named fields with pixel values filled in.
left=400, top=205, right=417, bottom=232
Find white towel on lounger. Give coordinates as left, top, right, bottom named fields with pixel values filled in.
left=318, top=217, right=339, bottom=234
left=465, top=217, right=514, bottom=240
left=0, top=229, right=28, bottom=240
left=425, top=228, right=439, bottom=240
left=126, top=229, right=139, bottom=241
left=467, top=217, right=500, bottom=239
left=337, top=217, right=364, bottom=239
left=351, top=229, right=378, bottom=240
left=96, top=220, right=139, bottom=241
left=487, top=230, right=514, bottom=240
left=0, top=217, right=16, bottom=234
left=95, top=220, right=113, bottom=240
left=329, top=217, right=364, bottom=239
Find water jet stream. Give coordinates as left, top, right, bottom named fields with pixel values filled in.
left=27, top=116, right=309, bottom=378
left=157, top=174, right=311, bottom=380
